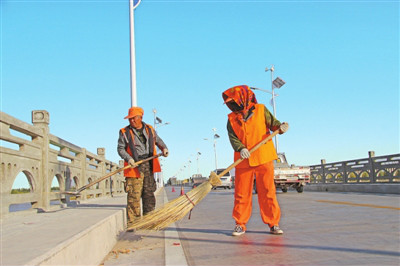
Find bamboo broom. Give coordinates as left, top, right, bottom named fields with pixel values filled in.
left=60, top=153, right=162, bottom=196
left=128, top=129, right=281, bottom=231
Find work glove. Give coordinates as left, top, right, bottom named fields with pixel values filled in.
left=240, top=148, right=250, bottom=159
left=163, top=148, right=169, bottom=157
left=128, top=158, right=136, bottom=167
left=279, top=122, right=289, bottom=134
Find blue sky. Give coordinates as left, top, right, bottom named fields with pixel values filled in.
left=1, top=0, right=399, bottom=187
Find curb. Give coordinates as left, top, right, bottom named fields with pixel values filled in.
left=26, top=208, right=126, bottom=266
left=25, top=188, right=166, bottom=266
left=25, top=188, right=165, bottom=266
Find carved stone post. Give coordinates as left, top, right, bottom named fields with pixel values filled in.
left=32, top=110, right=50, bottom=211
left=79, top=148, right=87, bottom=199
left=321, top=159, right=326, bottom=184
left=369, top=151, right=376, bottom=183
left=97, top=148, right=106, bottom=196
left=120, top=160, right=125, bottom=193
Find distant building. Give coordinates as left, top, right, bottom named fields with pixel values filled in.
left=167, top=177, right=177, bottom=186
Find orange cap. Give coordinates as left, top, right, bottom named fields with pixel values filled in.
left=124, top=107, right=144, bottom=119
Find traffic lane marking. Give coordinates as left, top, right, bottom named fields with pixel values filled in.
left=316, top=200, right=400, bottom=210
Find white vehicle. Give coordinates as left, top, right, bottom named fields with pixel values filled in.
left=254, top=153, right=310, bottom=193
left=213, top=168, right=232, bottom=189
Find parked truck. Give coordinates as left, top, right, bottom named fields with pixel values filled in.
left=191, top=174, right=208, bottom=188
left=255, top=153, right=310, bottom=193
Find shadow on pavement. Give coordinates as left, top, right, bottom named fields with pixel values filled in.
left=139, top=228, right=400, bottom=257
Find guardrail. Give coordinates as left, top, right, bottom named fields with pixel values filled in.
left=0, top=110, right=125, bottom=217
left=309, top=151, right=400, bottom=184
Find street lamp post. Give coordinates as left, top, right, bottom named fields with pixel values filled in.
left=252, top=65, right=285, bottom=153
left=265, top=65, right=278, bottom=152
left=204, top=128, right=220, bottom=170
left=213, top=128, right=220, bottom=170
left=196, top=151, right=201, bottom=174
left=188, top=159, right=192, bottom=179
left=265, top=65, right=277, bottom=117
left=129, top=0, right=141, bottom=107
left=152, top=108, right=170, bottom=188
left=152, top=108, right=170, bottom=132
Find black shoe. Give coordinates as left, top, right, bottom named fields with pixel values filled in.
left=270, top=225, right=283, bottom=235
left=232, top=225, right=245, bottom=236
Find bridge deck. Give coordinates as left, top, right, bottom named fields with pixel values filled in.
left=105, top=187, right=400, bottom=266
left=2, top=187, right=399, bottom=266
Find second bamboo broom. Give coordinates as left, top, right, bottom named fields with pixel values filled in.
left=127, top=129, right=281, bottom=231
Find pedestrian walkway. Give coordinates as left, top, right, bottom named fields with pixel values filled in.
left=1, top=193, right=129, bottom=266
left=101, top=188, right=188, bottom=266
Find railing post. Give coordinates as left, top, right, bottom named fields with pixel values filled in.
left=120, top=160, right=125, bottom=193
left=97, top=148, right=106, bottom=196
left=79, top=148, right=87, bottom=199
left=369, top=151, right=376, bottom=183
left=321, top=159, right=326, bottom=183
left=32, top=110, right=50, bottom=211
left=109, top=162, right=114, bottom=197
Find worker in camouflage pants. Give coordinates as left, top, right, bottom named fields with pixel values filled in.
left=125, top=161, right=157, bottom=221
left=118, top=107, right=168, bottom=227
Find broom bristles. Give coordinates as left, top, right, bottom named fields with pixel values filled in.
left=128, top=131, right=280, bottom=231
left=127, top=181, right=213, bottom=231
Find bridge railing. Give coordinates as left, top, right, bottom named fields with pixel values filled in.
left=309, top=151, right=400, bottom=184
left=0, top=110, right=125, bottom=217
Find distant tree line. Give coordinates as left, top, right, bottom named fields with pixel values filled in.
left=11, top=187, right=60, bottom=194
left=11, top=188, right=31, bottom=194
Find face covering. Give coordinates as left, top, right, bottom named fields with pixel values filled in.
left=226, top=100, right=244, bottom=112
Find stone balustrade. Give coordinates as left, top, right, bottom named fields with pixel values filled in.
left=309, top=151, right=400, bottom=184
left=0, top=110, right=125, bottom=217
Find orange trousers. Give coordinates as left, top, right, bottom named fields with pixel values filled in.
left=232, top=161, right=281, bottom=231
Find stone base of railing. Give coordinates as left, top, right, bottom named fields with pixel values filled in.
left=305, top=183, right=400, bottom=194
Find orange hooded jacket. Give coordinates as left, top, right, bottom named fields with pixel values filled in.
left=223, top=85, right=277, bottom=168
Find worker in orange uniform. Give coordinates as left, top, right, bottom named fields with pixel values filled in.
left=222, top=85, right=289, bottom=236
left=117, top=107, right=169, bottom=227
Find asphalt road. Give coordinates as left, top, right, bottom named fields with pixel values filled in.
left=102, top=186, right=400, bottom=266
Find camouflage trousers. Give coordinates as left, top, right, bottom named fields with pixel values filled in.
left=125, top=161, right=157, bottom=224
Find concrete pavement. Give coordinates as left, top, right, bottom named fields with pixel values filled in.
left=1, top=193, right=129, bottom=266
left=103, top=186, right=400, bottom=266
left=1, top=187, right=184, bottom=266
left=2, top=186, right=399, bottom=266
left=177, top=189, right=400, bottom=265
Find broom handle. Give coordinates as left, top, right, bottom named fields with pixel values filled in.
left=216, top=129, right=280, bottom=179
left=76, top=153, right=163, bottom=193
